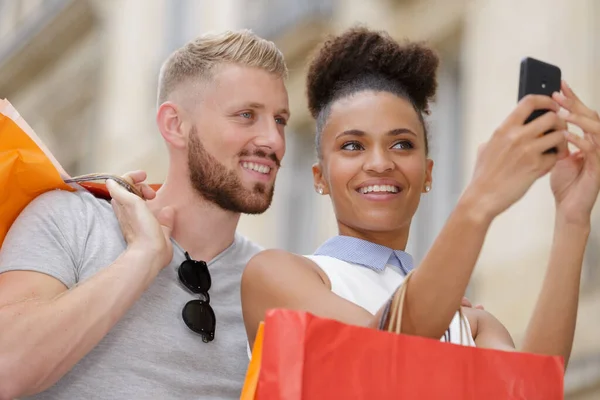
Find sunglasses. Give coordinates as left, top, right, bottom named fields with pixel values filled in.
left=178, top=252, right=216, bottom=342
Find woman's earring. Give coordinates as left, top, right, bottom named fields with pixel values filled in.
left=317, top=187, right=324, bottom=195
left=425, top=184, right=431, bottom=193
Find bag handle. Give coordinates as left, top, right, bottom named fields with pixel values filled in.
left=383, top=270, right=469, bottom=346
left=65, top=173, right=144, bottom=199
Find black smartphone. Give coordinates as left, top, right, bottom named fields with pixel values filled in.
left=518, top=57, right=561, bottom=152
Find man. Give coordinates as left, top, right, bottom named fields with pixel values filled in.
left=0, top=29, right=289, bottom=399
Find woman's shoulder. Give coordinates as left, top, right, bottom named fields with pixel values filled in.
left=247, top=248, right=312, bottom=269
left=243, top=249, right=330, bottom=288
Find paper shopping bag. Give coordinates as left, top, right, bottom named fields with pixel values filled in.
left=245, top=271, right=564, bottom=400
left=0, top=109, right=74, bottom=246
left=0, top=99, right=161, bottom=246
left=240, top=322, right=265, bottom=400
left=252, top=309, right=564, bottom=400
left=0, top=99, right=70, bottom=179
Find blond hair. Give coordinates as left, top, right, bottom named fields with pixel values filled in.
left=157, top=29, right=287, bottom=106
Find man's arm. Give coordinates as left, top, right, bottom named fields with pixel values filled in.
left=0, top=180, right=174, bottom=399
left=0, top=249, right=163, bottom=398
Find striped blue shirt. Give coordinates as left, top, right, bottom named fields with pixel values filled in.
left=313, top=235, right=414, bottom=275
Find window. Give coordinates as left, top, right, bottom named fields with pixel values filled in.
left=242, top=0, right=333, bottom=39
left=164, top=0, right=186, bottom=54
left=47, top=100, right=95, bottom=176
left=406, top=49, right=464, bottom=264
left=0, top=0, right=20, bottom=40
left=273, top=129, right=321, bottom=255
left=7, top=31, right=101, bottom=178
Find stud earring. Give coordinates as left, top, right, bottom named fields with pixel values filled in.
left=317, top=187, right=324, bottom=195
left=425, top=185, right=431, bottom=193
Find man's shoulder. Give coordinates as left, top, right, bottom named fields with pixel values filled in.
left=0, top=189, right=118, bottom=287
left=25, top=189, right=111, bottom=218
left=32, top=188, right=107, bottom=205
left=233, top=233, right=265, bottom=260
left=8, top=188, right=115, bottom=240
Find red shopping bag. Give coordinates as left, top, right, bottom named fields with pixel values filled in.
left=241, top=270, right=565, bottom=399
left=253, top=309, right=564, bottom=399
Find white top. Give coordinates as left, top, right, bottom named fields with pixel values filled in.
left=305, top=255, right=476, bottom=346
left=246, top=254, right=476, bottom=359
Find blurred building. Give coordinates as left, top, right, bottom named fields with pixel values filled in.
left=1, top=0, right=599, bottom=397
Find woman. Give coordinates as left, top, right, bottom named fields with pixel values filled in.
left=241, top=27, right=600, bottom=367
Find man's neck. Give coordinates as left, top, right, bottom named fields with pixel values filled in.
left=147, top=180, right=241, bottom=262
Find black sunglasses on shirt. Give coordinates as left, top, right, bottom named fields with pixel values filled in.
left=178, top=252, right=216, bottom=343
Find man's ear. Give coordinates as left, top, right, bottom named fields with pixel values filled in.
left=157, top=102, right=186, bottom=149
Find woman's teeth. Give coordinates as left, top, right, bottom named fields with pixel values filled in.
left=359, top=185, right=399, bottom=194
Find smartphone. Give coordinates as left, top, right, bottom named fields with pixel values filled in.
left=518, top=57, right=561, bottom=152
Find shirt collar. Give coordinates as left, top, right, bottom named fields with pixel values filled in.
left=314, top=235, right=414, bottom=275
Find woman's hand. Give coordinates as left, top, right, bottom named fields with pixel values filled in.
left=461, top=296, right=484, bottom=310
left=464, top=94, right=568, bottom=221
left=550, top=80, right=600, bottom=225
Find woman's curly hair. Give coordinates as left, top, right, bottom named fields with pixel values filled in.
left=306, top=26, right=439, bottom=156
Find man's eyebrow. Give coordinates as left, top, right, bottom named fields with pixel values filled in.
left=244, top=103, right=290, bottom=117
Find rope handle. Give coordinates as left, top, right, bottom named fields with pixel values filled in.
left=381, top=270, right=469, bottom=346
left=65, top=173, right=144, bottom=199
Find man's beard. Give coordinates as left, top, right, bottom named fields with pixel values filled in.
left=187, top=126, right=278, bottom=214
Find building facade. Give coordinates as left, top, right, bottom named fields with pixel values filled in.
left=1, top=0, right=599, bottom=397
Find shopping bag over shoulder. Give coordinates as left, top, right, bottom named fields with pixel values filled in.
left=247, top=270, right=564, bottom=400
left=0, top=110, right=74, bottom=246
left=0, top=99, right=70, bottom=179
left=0, top=99, right=161, bottom=246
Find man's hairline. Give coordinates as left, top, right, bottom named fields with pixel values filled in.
left=159, top=62, right=286, bottom=111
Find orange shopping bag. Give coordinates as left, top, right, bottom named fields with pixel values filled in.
left=240, top=323, right=265, bottom=400
left=242, top=273, right=564, bottom=399
left=0, top=99, right=161, bottom=247
left=0, top=100, right=74, bottom=246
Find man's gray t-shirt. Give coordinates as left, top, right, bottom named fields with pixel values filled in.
left=0, top=189, right=263, bottom=399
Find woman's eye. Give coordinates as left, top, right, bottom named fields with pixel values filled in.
left=341, top=141, right=363, bottom=151
left=275, top=117, right=287, bottom=126
left=240, top=112, right=253, bottom=119
left=392, top=140, right=414, bottom=150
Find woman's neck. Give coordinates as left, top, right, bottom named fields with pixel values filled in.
left=337, top=223, right=410, bottom=250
